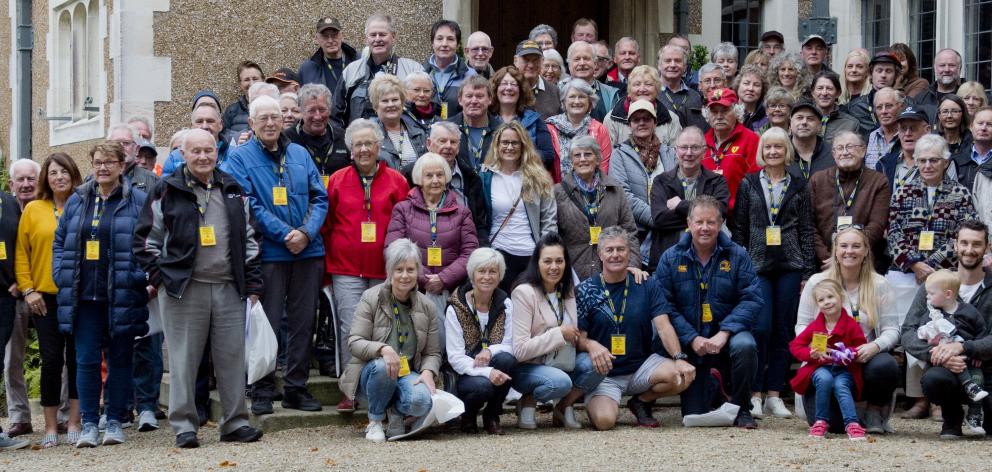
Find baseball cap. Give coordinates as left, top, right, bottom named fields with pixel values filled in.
left=706, top=88, right=739, bottom=108
left=802, top=34, right=828, bottom=47
left=515, top=40, right=543, bottom=57
left=760, top=31, right=784, bottom=43
left=896, top=106, right=928, bottom=123
left=627, top=99, right=656, bottom=119
left=266, top=68, right=300, bottom=86
left=137, top=139, right=158, bottom=157
left=316, top=17, right=342, bottom=34
left=791, top=99, right=823, bottom=119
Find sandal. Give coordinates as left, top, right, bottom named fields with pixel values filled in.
left=40, top=433, right=58, bottom=448
left=67, top=431, right=81, bottom=444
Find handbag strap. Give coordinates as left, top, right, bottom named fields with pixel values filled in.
left=488, top=193, right=523, bottom=244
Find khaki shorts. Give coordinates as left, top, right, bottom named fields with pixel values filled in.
left=589, top=353, right=669, bottom=403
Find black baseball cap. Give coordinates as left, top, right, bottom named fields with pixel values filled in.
left=791, top=99, right=823, bottom=119
left=515, top=40, right=542, bottom=57
left=760, top=31, right=784, bottom=43
left=266, top=68, right=300, bottom=86
left=316, top=17, right=342, bottom=33
left=896, top=106, right=928, bottom=123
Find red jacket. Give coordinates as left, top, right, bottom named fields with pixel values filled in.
left=789, top=310, right=868, bottom=397
left=323, top=162, right=409, bottom=279
left=703, top=123, right=760, bottom=212
left=385, top=188, right=479, bottom=290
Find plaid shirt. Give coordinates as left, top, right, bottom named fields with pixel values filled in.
left=887, top=176, right=977, bottom=271
left=866, top=127, right=897, bottom=171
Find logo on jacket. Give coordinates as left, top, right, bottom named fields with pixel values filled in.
left=731, top=146, right=739, bottom=154
left=719, top=260, right=731, bottom=272
left=678, top=264, right=687, bottom=272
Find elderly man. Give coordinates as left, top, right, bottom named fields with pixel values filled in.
left=808, top=131, right=892, bottom=270
left=284, top=83, right=350, bottom=186
left=449, top=75, right=500, bottom=171
left=298, top=17, right=359, bottom=95
left=332, top=13, right=421, bottom=126
left=788, top=100, right=833, bottom=180
left=163, top=102, right=230, bottom=176
left=107, top=124, right=158, bottom=191
left=266, top=68, right=301, bottom=94
left=128, top=117, right=153, bottom=142
left=759, top=31, right=784, bottom=58
left=222, top=96, right=328, bottom=415
left=915, top=49, right=965, bottom=110
left=903, top=220, right=992, bottom=439
left=465, top=31, right=495, bottom=78
left=605, top=37, right=640, bottom=88
left=848, top=52, right=902, bottom=135
left=697, top=63, right=728, bottom=105
left=570, top=18, right=597, bottom=44
left=563, top=41, right=619, bottom=122
left=134, top=128, right=264, bottom=448
left=574, top=226, right=695, bottom=430
left=658, top=45, right=706, bottom=130
left=135, top=140, right=158, bottom=172
left=864, top=87, right=905, bottom=170
left=876, top=107, right=933, bottom=189
left=592, top=41, right=613, bottom=83
left=653, top=195, right=762, bottom=428
left=649, top=127, right=729, bottom=269
left=667, top=35, right=699, bottom=90
left=701, top=88, right=760, bottom=212
left=514, top=39, right=561, bottom=119
left=800, top=34, right=831, bottom=74
left=952, top=107, right=992, bottom=189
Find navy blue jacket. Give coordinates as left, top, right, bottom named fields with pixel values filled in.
left=54, top=179, right=149, bottom=337
left=653, top=231, right=762, bottom=347
left=298, top=43, right=359, bottom=96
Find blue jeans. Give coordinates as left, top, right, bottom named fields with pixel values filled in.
left=754, top=272, right=801, bottom=393
left=680, top=331, right=757, bottom=416
left=75, top=301, right=134, bottom=425
left=812, top=365, right=859, bottom=425
left=359, top=359, right=433, bottom=421
left=570, top=352, right=608, bottom=393
left=510, top=363, right=573, bottom=403
left=131, top=332, right=163, bottom=413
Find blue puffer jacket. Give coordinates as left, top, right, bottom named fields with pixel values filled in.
left=54, top=179, right=149, bottom=337
left=653, top=231, right=762, bottom=347
left=221, top=135, right=327, bottom=262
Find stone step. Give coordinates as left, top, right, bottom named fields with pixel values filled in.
left=159, top=369, right=344, bottom=409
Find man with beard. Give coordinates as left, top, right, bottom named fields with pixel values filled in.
left=914, top=49, right=966, bottom=111
left=787, top=100, right=833, bottom=181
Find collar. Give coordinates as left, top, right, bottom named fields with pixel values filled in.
left=428, top=55, right=460, bottom=73
left=661, top=81, right=689, bottom=93
left=532, top=77, right=547, bottom=92
left=972, top=145, right=992, bottom=165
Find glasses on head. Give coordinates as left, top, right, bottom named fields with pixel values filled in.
left=675, top=145, right=706, bottom=153
left=92, top=159, right=121, bottom=169
left=939, top=108, right=963, bottom=116
left=831, top=143, right=864, bottom=154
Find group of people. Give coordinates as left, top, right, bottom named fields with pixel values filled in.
left=2, top=12, right=992, bottom=451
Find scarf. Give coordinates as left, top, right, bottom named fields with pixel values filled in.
left=630, top=133, right=661, bottom=172
left=547, top=114, right=592, bottom=175
left=571, top=170, right=600, bottom=195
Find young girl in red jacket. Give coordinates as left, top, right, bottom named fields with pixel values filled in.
left=790, top=279, right=869, bottom=440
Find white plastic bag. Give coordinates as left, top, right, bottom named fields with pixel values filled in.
left=387, top=391, right=465, bottom=441
left=245, top=300, right=277, bottom=384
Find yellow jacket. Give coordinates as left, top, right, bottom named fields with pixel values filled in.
left=15, top=199, right=59, bottom=294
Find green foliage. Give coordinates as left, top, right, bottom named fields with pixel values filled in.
left=690, top=45, right=710, bottom=71
left=0, top=159, right=8, bottom=193
left=24, top=330, right=41, bottom=398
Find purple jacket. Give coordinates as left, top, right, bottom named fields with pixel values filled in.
left=386, top=188, right=479, bottom=290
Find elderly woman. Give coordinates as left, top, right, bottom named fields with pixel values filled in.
left=480, top=121, right=557, bottom=293
left=325, top=119, right=411, bottom=413
left=697, top=63, right=728, bottom=103
left=958, top=81, right=989, bottom=117
left=840, top=49, right=871, bottom=105
left=445, top=248, right=516, bottom=435
left=744, top=49, right=770, bottom=74
left=17, top=153, right=83, bottom=448
left=511, top=233, right=600, bottom=429
left=542, top=49, right=566, bottom=85
left=547, top=79, right=612, bottom=181
left=529, top=23, right=558, bottom=51
left=887, top=134, right=978, bottom=420
left=761, top=86, right=795, bottom=134
left=890, top=43, right=929, bottom=100
left=767, top=52, right=810, bottom=99
left=734, top=65, right=768, bottom=132
left=610, top=100, right=678, bottom=262
left=404, top=71, right=440, bottom=131
left=279, top=93, right=301, bottom=129
left=603, top=65, right=682, bottom=150
left=731, top=127, right=816, bottom=419
left=54, top=143, right=149, bottom=447
left=340, top=238, right=441, bottom=443
left=386, top=152, right=479, bottom=345
left=935, top=94, right=972, bottom=154
left=796, top=225, right=902, bottom=433
left=490, top=66, right=555, bottom=169
left=369, top=74, right=428, bottom=170
left=711, top=42, right=739, bottom=85
left=810, top=71, right=860, bottom=143
left=554, top=136, right=639, bottom=280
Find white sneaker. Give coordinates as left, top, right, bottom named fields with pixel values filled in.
left=137, top=410, right=159, bottom=432
left=762, top=397, right=792, bottom=418
left=749, top=397, right=764, bottom=418
left=517, top=406, right=537, bottom=429
left=682, top=402, right=740, bottom=427
left=554, top=405, right=581, bottom=429
left=365, top=420, right=386, bottom=443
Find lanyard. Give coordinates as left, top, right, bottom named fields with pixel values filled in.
left=297, top=123, right=333, bottom=175
left=546, top=288, right=565, bottom=326
left=391, top=299, right=411, bottom=348
left=357, top=164, right=377, bottom=221
left=834, top=168, right=862, bottom=216
left=325, top=58, right=340, bottom=84
left=469, top=292, right=495, bottom=348
left=663, top=89, right=688, bottom=112
left=761, top=171, right=790, bottom=225
left=893, top=155, right=916, bottom=192
left=462, top=126, right=488, bottom=169
left=712, top=139, right=735, bottom=170
left=428, top=191, right=447, bottom=246
left=601, top=274, right=629, bottom=332
left=186, top=168, right=214, bottom=219
left=677, top=169, right=697, bottom=200
left=798, top=159, right=811, bottom=180
left=90, top=195, right=106, bottom=240
left=695, top=255, right=718, bottom=301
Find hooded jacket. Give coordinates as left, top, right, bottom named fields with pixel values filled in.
left=331, top=53, right=423, bottom=126
left=298, top=42, right=360, bottom=95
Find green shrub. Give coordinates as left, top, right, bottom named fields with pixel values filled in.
left=691, top=45, right=709, bottom=71
left=25, top=330, right=41, bottom=398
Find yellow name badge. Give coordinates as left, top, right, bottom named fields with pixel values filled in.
left=0, top=241, right=7, bottom=260
left=322, top=175, right=330, bottom=188
left=85, top=240, right=100, bottom=260
left=610, top=334, right=626, bottom=355
left=811, top=332, right=828, bottom=353
left=427, top=246, right=442, bottom=267
left=919, top=230, right=935, bottom=251
left=199, top=225, right=217, bottom=247
left=440, top=102, right=449, bottom=121
left=589, top=225, right=602, bottom=245
left=701, top=303, right=713, bottom=323
left=398, top=355, right=411, bottom=377
left=272, top=186, right=288, bottom=206
left=360, top=221, right=377, bottom=243
left=765, top=226, right=782, bottom=246
left=837, top=216, right=853, bottom=227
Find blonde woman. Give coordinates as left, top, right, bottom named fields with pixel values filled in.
left=602, top=65, right=681, bottom=147
left=369, top=74, right=428, bottom=169
left=839, top=49, right=871, bottom=105
left=958, top=81, right=990, bottom=118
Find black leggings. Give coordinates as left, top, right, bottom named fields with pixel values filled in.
left=34, top=293, right=78, bottom=406
left=497, top=250, right=531, bottom=294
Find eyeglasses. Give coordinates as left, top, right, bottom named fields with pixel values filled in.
left=831, top=144, right=865, bottom=153
left=917, top=157, right=944, bottom=166
left=767, top=103, right=790, bottom=110
left=254, top=114, right=282, bottom=123
left=352, top=141, right=378, bottom=150
left=409, top=87, right=433, bottom=95
left=468, top=47, right=493, bottom=54
left=596, top=56, right=612, bottom=63
left=498, top=81, right=519, bottom=89
left=92, top=159, right=121, bottom=169
left=939, top=109, right=963, bottom=116
left=499, top=141, right=521, bottom=148
left=675, top=145, right=706, bottom=153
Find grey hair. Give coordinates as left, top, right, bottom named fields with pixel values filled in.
left=832, top=130, right=865, bottom=147
left=566, top=40, right=593, bottom=61
left=279, top=92, right=299, bottom=105
left=106, top=123, right=139, bottom=141
left=297, top=83, right=332, bottom=110
left=615, top=36, right=639, bottom=54
left=702, top=101, right=746, bottom=122
left=170, top=128, right=190, bottom=150
left=403, top=71, right=434, bottom=90
left=344, top=118, right=384, bottom=150
left=764, top=86, right=796, bottom=106
left=596, top=226, right=632, bottom=252
left=411, top=152, right=452, bottom=186
left=248, top=82, right=280, bottom=102
left=658, top=44, right=689, bottom=66
left=698, top=62, right=727, bottom=82
left=383, top=238, right=422, bottom=289
left=528, top=24, right=558, bottom=47
left=466, top=247, right=506, bottom=281
left=915, top=134, right=951, bottom=161
left=181, top=128, right=217, bottom=151
left=676, top=126, right=706, bottom=143
left=127, top=116, right=153, bottom=138
left=558, top=78, right=599, bottom=109
left=430, top=121, right=460, bottom=140
left=873, top=86, right=905, bottom=105
left=9, top=158, right=40, bottom=178
left=711, top=42, right=738, bottom=61
left=249, top=95, right=282, bottom=119
left=365, top=13, right=396, bottom=34
left=569, top=135, right=602, bottom=163
left=543, top=49, right=564, bottom=67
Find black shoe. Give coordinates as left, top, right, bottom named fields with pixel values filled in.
left=318, top=361, right=336, bottom=377
left=175, top=432, right=200, bottom=448
left=939, top=423, right=963, bottom=440
left=482, top=414, right=504, bottom=435
left=734, top=408, right=758, bottom=429
left=220, top=426, right=263, bottom=443
left=282, top=389, right=322, bottom=412
left=627, top=396, right=660, bottom=427
left=963, top=380, right=989, bottom=402
left=460, top=413, right=479, bottom=434
left=251, top=398, right=274, bottom=416
left=154, top=408, right=167, bottom=420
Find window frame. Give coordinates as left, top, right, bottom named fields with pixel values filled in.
left=861, top=0, right=891, bottom=55
left=964, top=0, right=992, bottom=94
left=48, top=0, right=105, bottom=146
left=720, top=0, right=763, bottom=64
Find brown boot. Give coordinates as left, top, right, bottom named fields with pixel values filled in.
left=901, top=400, right=929, bottom=419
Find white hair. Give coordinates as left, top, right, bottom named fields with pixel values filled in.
left=344, top=118, right=384, bottom=150
left=106, top=123, right=139, bottom=141
left=248, top=82, right=280, bottom=103
left=9, top=158, right=40, bottom=178
left=466, top=247, right=506, bottom=281
left=365, top=13, right=395, bottom=34
left=566, top=40, right=593, bottom=61
left=915, top=134, right=951, bottom=161
left=702, top=102, right=746, bottom=122
left=383, top=238, right=421, bottom=289
left=402, top=71, right=434, bottom=90
left=181, top=128, right=217, bottom=151
left=430, top=121, right=460, bottom=140
left=466, top=31, right=492, bottom=47
left=543, top=49, right=564, bottom=67
left=411, top=152, right=452, bottom=186
left=249, top=95, right=282, bottom=119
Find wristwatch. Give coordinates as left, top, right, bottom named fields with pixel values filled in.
left=672, top=352, right=689, bottom=361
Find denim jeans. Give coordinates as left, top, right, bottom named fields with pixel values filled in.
left=569, top=352, right=609, bottom=393
left=75, top=301, right=134, bottom=425
left=754, top=272, right=801, bottom=393
left=359, top=359, right=433, bottom=421
left=510, top=363, right=573, bottom=403
left=131, top=332, right=163, bottom=413
left=456, top=352, right=518, bottom=417
left=812, top=365, right=859, bottom=425
left=680, top=331, right=757, bottom=416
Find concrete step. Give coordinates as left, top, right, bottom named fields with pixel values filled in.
left=159, top=369, right=344, bottom=409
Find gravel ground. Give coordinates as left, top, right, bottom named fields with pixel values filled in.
left=5, top=407, right=990, bottom=471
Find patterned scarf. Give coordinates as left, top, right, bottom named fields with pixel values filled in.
left=547, top=113, right=592, bottom=175
left=630, top=132, right=661, bottom=172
